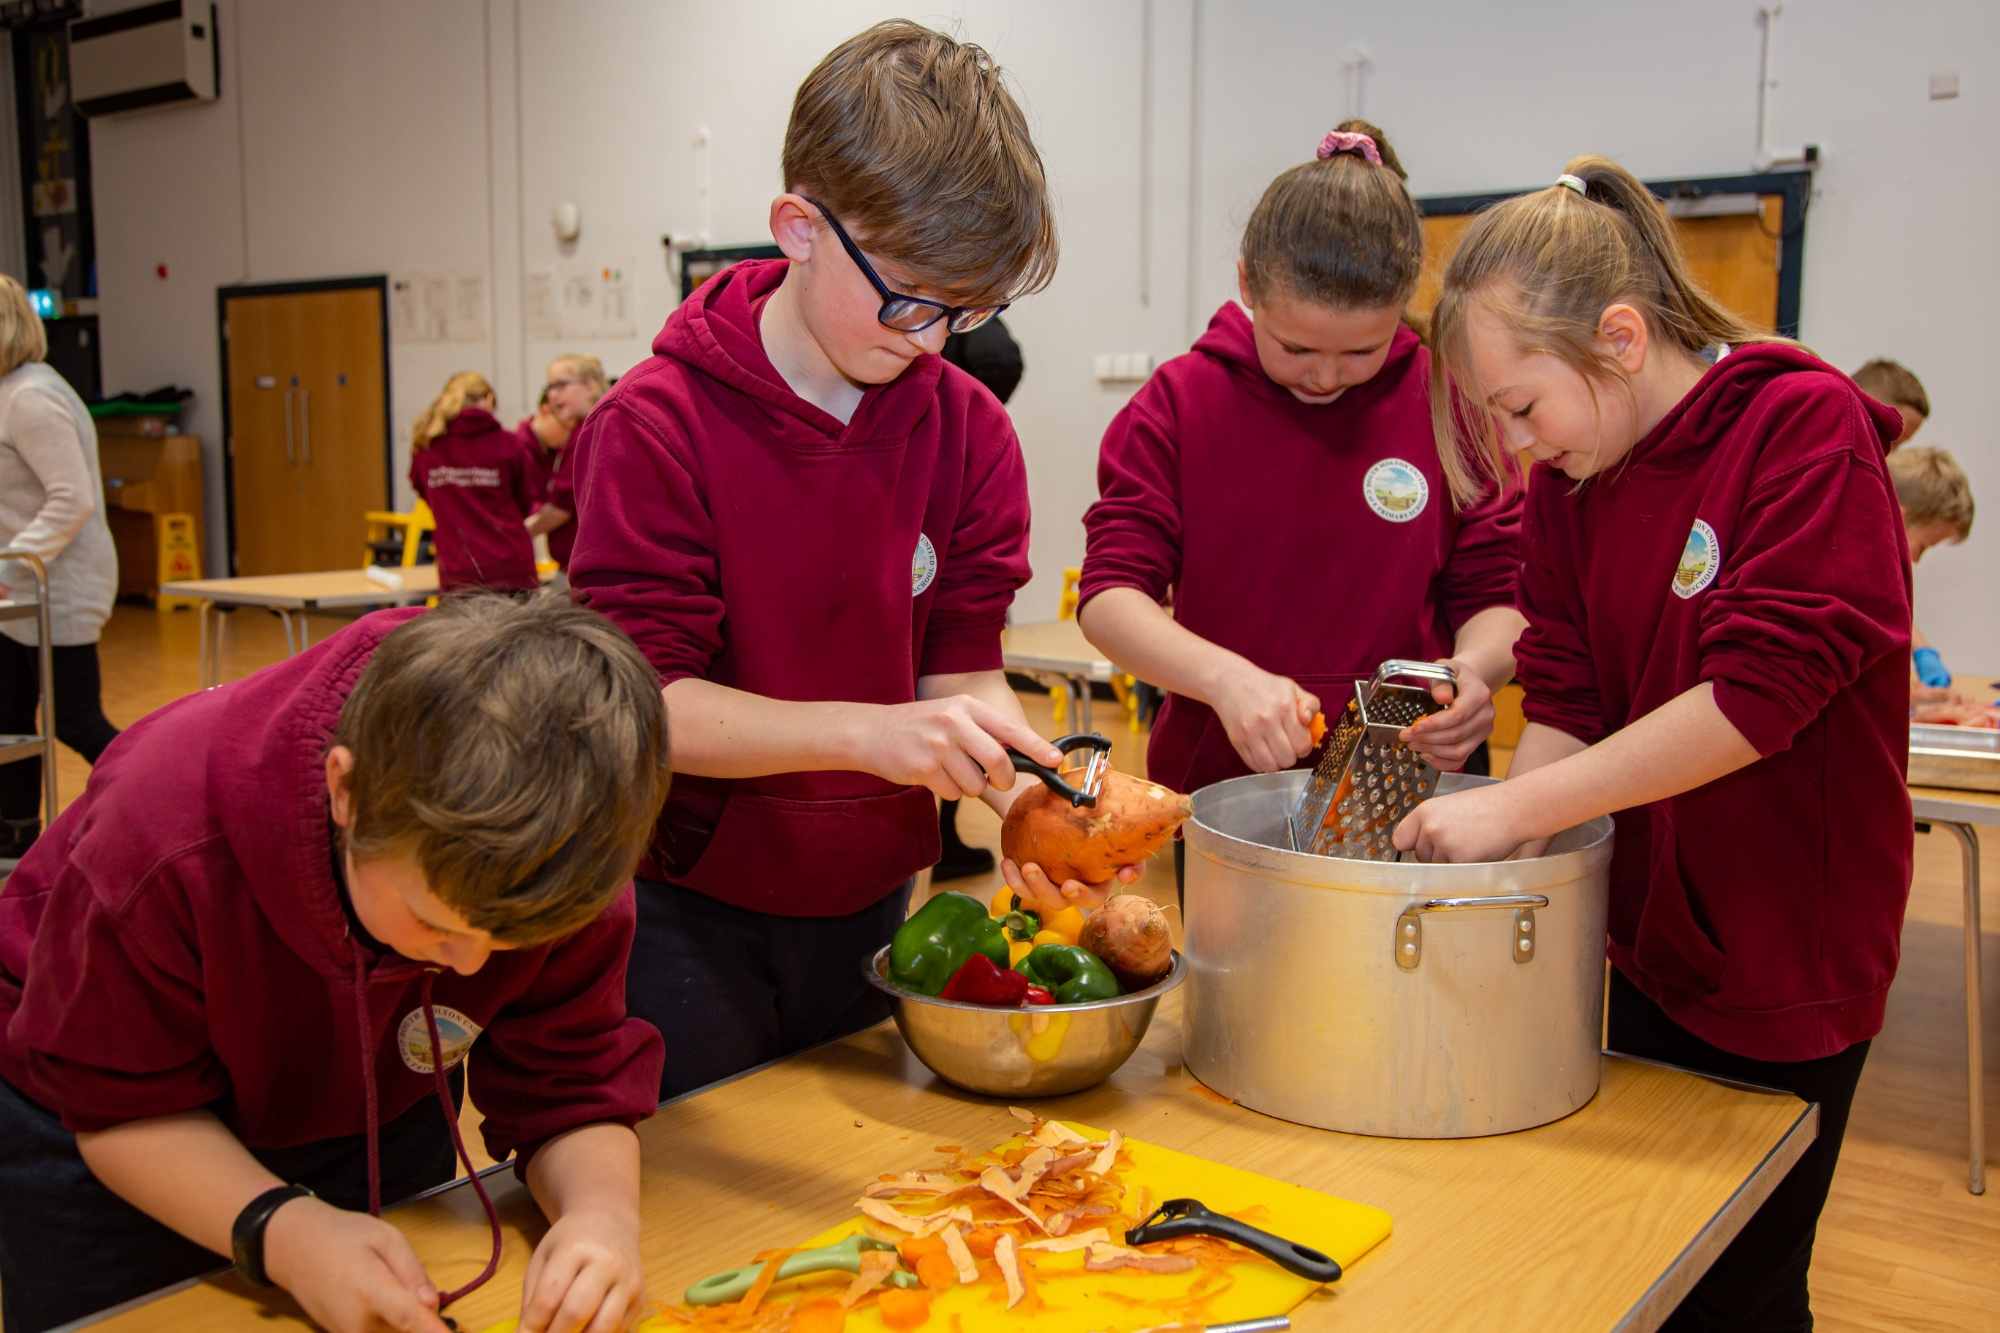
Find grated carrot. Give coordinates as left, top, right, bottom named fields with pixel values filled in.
left=734, top=1247, right=796, bottom=1316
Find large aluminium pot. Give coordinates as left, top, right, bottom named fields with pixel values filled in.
left=1183, top=770, right=1614, bottom=1138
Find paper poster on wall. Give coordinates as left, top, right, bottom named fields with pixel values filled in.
left=597, top=262, right=635, bottom=338
left=522, top=270, right=559, bottom=340
left=390, top=276, right=424, bottom=343
left=419, top=277, right=452, bottom=342
left=559, top=269, right=598, bottom=340
left=448, top=273, right=488, bottom=342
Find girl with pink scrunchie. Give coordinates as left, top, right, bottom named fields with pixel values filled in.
left=1078, top=119, right=1528, bottom=904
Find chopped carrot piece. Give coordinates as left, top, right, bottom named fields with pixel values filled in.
left=877, top=1287, right=932, bottom=1329
left=961, top=1227, right=1000, bottom=1259
left=899, top=1235, right=947, bottom=1267
left=933, top=1145, right=962, bottom=1154
left=1309, top=711, right=1328, bottom=745
left=791, top=1298, right=847, bottom=1333
left=734, top=1246, right=795, bottom=1316
left=915, top=1251, right=958, bottom=1292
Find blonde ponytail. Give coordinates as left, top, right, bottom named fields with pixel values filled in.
left=412, top=371, right=494, bottom=451
left=1429, top=154, right=1793, bottom=506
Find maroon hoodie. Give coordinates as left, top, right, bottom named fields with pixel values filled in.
left=567, top=259, right=1031, bottom=916
left=1515, top=345, right=1913, bottom=1062
left=1079, top=304, right=1523, bottom=796
left=0, top=609, right=663, bottom=1171
left=514, top=418, right=578, bottom=569
left=411, top=406, right=539, bottom=592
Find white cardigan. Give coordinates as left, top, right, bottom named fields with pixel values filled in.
left=0, top=361, right=117, bottom=646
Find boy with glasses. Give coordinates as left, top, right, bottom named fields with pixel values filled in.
left=566, top=21, right=1138, bottom=1097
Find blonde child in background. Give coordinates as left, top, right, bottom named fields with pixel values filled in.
left=409, top=371, right=540, bottom=595
left=524, top=354, right=610, bottom=571
left=1889, top=446, right=1983, bottom=717
left=1852, top=358, right=1928, bottom=447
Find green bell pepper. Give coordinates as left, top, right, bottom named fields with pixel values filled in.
left=888, top=890, right=1010, bottom=997
left=1013, top=943, right=1123, bottom=1004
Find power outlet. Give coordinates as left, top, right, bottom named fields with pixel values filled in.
left=1930, top=69, right=1961, bottom=100
left=1094, top=352, right=1156, bottom=384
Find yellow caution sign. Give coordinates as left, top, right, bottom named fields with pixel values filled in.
left=156, top=512, right=202, bottom=609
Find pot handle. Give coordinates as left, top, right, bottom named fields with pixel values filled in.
left=1394, top=894, right=1550, bottom=969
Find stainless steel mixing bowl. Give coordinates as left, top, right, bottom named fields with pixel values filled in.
left=862, top=945, right=1185, bottom=1097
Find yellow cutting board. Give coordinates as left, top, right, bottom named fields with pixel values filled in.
left=482, top=1121, right=1391, bottom=1333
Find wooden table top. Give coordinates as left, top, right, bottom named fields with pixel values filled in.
left=1000, top=619, right=1117, bottom=681
left=159, top=566, right=443, bottom=609
left=86, top=995, right=1814, bottom=1333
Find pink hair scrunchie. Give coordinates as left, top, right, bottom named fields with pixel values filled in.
left=1317, top=129, right=1381, bottom=165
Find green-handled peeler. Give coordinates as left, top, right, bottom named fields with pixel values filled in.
left=684, top=1234, right=919, bottom=1306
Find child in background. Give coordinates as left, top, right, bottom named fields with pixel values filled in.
left=1852, top=357, right=1929, bottom=447
left=1079, top=121, right=1524, bottom=899
left=524, top=354, right=610, bottom=571
left=409, top=371, right=539, bottom=594
left=0, top=596, right=670, bottom=1333
left=516, top=384, right=572, bottom=497
left=1404, top=158, right=1913, bottom=1330
left=566, top=21, right=1136, bottom=1099
left=1888, top=445, right=1978, bottom=701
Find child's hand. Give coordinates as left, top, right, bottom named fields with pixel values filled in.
left=1392, top=782, right=1534, bottom=865
left=519, top=1208, right=645, bottom=1333
left=264, top=1197, right=453, bottom=1333
left=1002, top=856, right=1143, bottom=916
left=860, top=696, right=1061, bottom=801
left=1403, top=663, right=1496, bottom=771
left=1212, top=665, right=1319, bottom=775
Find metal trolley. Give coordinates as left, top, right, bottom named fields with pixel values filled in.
left=0, top=550, right=55, bottom=872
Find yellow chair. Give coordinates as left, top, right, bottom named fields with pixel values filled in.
left=1053, top=566, right=1144, bottom=732
left=362, top=500, right=435, bottom=568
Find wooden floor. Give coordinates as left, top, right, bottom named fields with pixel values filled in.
left=27, top=603, right=2000, bottom=1329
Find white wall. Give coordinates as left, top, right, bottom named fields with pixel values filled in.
left=86, top=0, right=2000, bottom=671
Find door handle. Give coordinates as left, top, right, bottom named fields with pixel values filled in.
left=283, top=389, right=295, bottom=464
left=299, top=388, right=311, bottom=465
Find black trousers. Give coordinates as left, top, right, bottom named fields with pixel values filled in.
left=1606, top=966, right=1871, bottom=1333
left=0, top=1073, right=459, bottom=1333
left=0, top=637, right=120, bottom=826
left=626, top=878, right=913, bottom=1100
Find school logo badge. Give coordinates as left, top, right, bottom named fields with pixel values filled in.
left=911, top=533, right=938, bottom=596
left=1363, top=458, right=1429, bottom=523
left=397, top=1005, right=482, bottom=1075
left=1673, top=519, right=1721, bottom=599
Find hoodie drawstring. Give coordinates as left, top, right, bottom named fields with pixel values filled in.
left=350, top=948, right=382, bottom=1217
left=350, top=952, right=503, bottom=1311
left=422, top=966, right=503, bottom=1308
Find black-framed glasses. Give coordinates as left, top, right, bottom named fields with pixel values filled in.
left=800, top=195, right=1007, bottom=335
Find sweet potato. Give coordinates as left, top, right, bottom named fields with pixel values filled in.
left=1001, top=768, right=1192, bottom=885
left=1079, top=894, right=1173, bottom=990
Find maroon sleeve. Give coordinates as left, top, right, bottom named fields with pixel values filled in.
left=566, top=402, right=724, bottom=687
left=919, top=399, right=1031, bottom=678
left=546, top=449, right=574, bottom=512
left=468, top=888, right=664, bottom=1175
left=1699, top=401, right=1912, bottom=755
left=513, top=422, right=550, bottom=505
left=6, top=855, right=228, bottom=1133
left=1437, top=477, right=1523, bottom=631
left=1077, top=394, right=1182, bottom=609
left=1513, top=480, right=1611, bottom=746
left=510, top=443, right=538, bottom=521
left=408, top=450, right=428, bottom=503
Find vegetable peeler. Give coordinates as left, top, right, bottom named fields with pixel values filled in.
left=1005, top=732, right=1113, bottom=808
left=683, top=1234, right=919, bottom=1305
left=1126, top=1197, right=1343, bottom=1283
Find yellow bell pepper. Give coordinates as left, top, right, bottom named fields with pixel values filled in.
left=1008, top=938, right=1036, bottom=965
left=990, top=886, right=1014, bottom=918
left=1041, top=906, right=1086, bottom=947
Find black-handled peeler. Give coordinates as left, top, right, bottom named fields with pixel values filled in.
left=1005, top=732, right=1112, bottom=807
left=1126, top=1197, right=1343, bottom=1283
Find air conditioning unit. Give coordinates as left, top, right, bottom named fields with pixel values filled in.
left=68, top=2, right=217, bottom=117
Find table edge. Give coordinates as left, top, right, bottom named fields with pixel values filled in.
left=1610, top=1094, right=1819, bottom=1333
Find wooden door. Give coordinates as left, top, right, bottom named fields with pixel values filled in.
left=1411, top=197, right=1784, bottom=332
left=223, top=284, right=388, bottom=575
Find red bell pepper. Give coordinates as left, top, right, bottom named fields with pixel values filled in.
left=1023, top=985, right=1055, bottom=1006
left=940, top=954, right=1037, bottom=1006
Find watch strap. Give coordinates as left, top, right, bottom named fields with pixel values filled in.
left=231, top=1183, right=314, bottom=1287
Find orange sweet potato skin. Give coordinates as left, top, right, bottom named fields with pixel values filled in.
left=1001, top=769, right=1193, bottom=884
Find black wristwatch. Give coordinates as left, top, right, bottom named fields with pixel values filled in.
left=231, top=1184, right=314, bottom=1287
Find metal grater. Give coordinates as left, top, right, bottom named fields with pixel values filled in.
left=1287, top=660, right=1458, bottom=860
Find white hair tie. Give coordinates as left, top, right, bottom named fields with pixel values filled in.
left=1556, top=173, right=1588, bottom=196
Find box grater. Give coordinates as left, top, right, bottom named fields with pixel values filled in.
left=1287, top=660, right=1457, bottom=860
